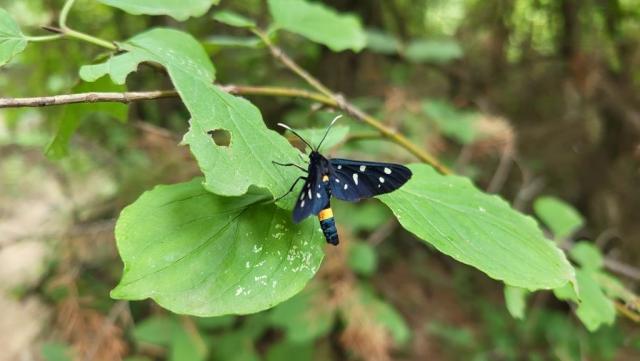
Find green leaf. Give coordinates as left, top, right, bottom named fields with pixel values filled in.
left=132, top=316, right=208, bottom=361
left=365, top=29, right=400, bottom=54
left=170, top=324, right=207, bottom=361
left=81, top=28, right=303, bottom=206
left=534, top=196, right=584, bottom=239
left=574, top=270, right=616, bottom=331
left=211, top=331, right=260, bottom=361
left=570, top=241, right=604, bottom=270
left=378, top=164, right=575, bottom=290
left=347, top=241, right=378, bottom=276
left=266, top=340, right=314, bottom=361
left=0, top=8, right=28, bottom=67
left=504, top=285, right=528, bottom=319
left=355, top=287, right=411, bottom=346
left=268, top=0, right=366, bottom=52
left=205, top=35, right=261, bottom=48
left=422, top=100, right=477, bottom=144
left=79, top=28, right=216, bottom=85
left=269, top=283, right=334, bottom=342
left=405, top=38, right=463, bottom=64
left=212, top=10, right=256, bottom=28
left=41, top=342, right=73, bottom=361
left=45, top=77, right=127, bottom=159
left=293, top=125, right=349, bottom=150
left=97, top=0, right=219, bottom=21
left=194, top=315, right=236, bottom=330
left=132, top=316, right=178, bottom=346
left=112, top=178, right=325, bottom=316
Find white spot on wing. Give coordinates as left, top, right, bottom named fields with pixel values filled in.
left=335, top=178, right=340, bottom=183
left=301, top=200, right=305, bottom=207
left=379, top=177, right=385, bottom=183
left=299, top=193, right=304, bottom=200
left=337, top=165, right=342, bottom=169
left=316, top=192, right=321, bottom=199
left=359, top=165, right=366, bottom=172
left=353, top=173, right=359, bottom=185
left=384, top=167, right=392, bottom=174
left=307, top=190, right=312, bottom=199
left=344, top=184, right=348, bottom=190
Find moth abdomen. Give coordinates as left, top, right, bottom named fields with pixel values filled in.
left=318, top=207, right=339, bottom=246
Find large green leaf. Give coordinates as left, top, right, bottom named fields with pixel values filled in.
left=97, top=0, right=219, bottom=21
left=0, top=8, right=28, bottom=67
left=81, top=28, right=304, bottom=207
left=268, top=0, right=366, bottom=52
left=378, top=164, right=575, bottom=290
left=111, top=178, right=325, bottom=316
left=534, top=196, right=584, bottom=239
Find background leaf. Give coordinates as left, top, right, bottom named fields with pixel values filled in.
left=347, top=241, right=378, bottom=276
left=112, top=178, right=325, bottom=316
left=212, top=10, right=256, bottom=28
left=365, top=29, right=400, bottom=54
left=0, top=8, right=28, bottom=67
left=422, top=100, right=478, bottom=144
left=45, top=78, right=127, bottom=159
left=504, top=285, right=529, bottom=319
left=292, top=125, right=349, bottom=151
left=81, top=28, right=304, bottom=207
left=570, top=241, right=604, bottom=270
left=97, top=0, right=219, bottom=21
left=534, top=196, right=584, bottom=239
left=378, top=164, right=575, bottom=290
left=268, top=0, right=366, bottom=52
left=404, top=38, right=463, bottom=64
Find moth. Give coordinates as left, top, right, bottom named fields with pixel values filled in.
left=273, top=115, right=412, bottom=245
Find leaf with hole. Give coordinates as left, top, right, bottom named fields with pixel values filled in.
left=0, top=8, right=28, bottom=67
left=268, top=0, right=366, bottom=52
left=111, top=178, right=324, bottom=316
left=80, top=28, right=305, bottom=208
left=97, top=0, right=220, bottom=21
left=378, top=164, right=575, bottom=290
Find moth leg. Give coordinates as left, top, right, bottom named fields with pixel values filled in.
left=272, top=161, right=308, bottom=173
left=274, top=176, right=307, bottom=202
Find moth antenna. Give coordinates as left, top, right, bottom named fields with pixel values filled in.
left=277, top=122, right=314, bottom=150
left=316, top=114, right=342, bottom=151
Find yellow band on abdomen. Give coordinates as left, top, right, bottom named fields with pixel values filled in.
left=318, top=208, right=333, bottom=221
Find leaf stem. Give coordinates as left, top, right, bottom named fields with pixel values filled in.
left=54, top=0, right=118, bottom=50
left=24, top=34, right=64, bottom=42
left=253, top=29, right=451, bottom=175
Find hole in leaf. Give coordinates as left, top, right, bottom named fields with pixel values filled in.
left=208, top=129, right=231, bottom=147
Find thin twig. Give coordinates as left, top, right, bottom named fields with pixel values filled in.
left=0, top=85, right=334, bottom=108
left=603, top=258, right=640, bottom=281
left=253, top=29, right=451, bottom=175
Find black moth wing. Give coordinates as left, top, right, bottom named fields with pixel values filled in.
left=292, top=159, right=330, bottom=223
left=329, top=159, right=412, bottom=202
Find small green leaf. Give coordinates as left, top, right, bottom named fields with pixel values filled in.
left=266, top=340, right=314, bottom=361
left=269, top=283, right=334, bottom=342
left=0, top=8, right=28, bottom=67
left=347, top=241, right=378, bottom=276
left=405, top=38, right=463, bottom=64
left=422, top=100, right=477, bottom=144
left=97, top=0, right=219, bottom=21
left=354, top=287, right=411, bottom=346
left=41, top=342, right=73, bottom=361
left=45, top=77, right=127, bottom=159
left=132, top=316, right=179, bottom=346
left=81, top=28, right=303, bottom=206
left=570, top=241, right=604, bottom=270
left=293, top=125, right=349, bottom=150
left=132, top=316, right=208, bottom=361
left=378, top=164, right=575, bottom=290
left=170, top=324, right=207, bottom=361
left=213, top=10, right=256, bottom=28
left=365, top=29, right=400, bottom=54
left=268, top=0, right=366, bottom=52
left=534, top=196, right=584, bottom=239
left=194, top=315, right=235, bottom=330
left=504, top=285, right=529, bottom=319
left=211, top=330, right=260, bottom=361
left=112, top=179, right=325, bottom=316
left=574, top=270, right=616, bottom=331
left=205, top=35, right=261, bottom=48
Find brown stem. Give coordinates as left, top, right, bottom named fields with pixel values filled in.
left=253, top=29, right=452, bottom=175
